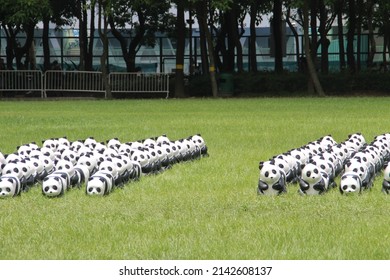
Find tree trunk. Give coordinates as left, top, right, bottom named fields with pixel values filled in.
left=98, top=1, right=112, bottom=99
left=196, top=1, right=218, bottom=97
left=249, top=4, right=258, bottom=72
left=42, top=17, right=51, bottom=71
left=197, top=13, right=209, bottom=75
left=366, top=0, right=376, bottom=68
left=303, top=0, right=325, bottom=96
left=347, top=0, right=356, bottom=73
left=319, top=0, right=329, bottom=74
left=86, top=1, right=96, bottom=71
left=78, top=0, right=86, bottom=70
left=174, top=1, right=186, bottom=98
left=336, top=0, right=346, bottom=70
left=272, top=0, right=283, bottom=73
left=286, top=8, right=300, bottom=71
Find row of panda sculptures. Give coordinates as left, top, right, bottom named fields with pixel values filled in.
left=258, top=133, right=390, bottom=195
left=0, top=134, right=208, bottom=198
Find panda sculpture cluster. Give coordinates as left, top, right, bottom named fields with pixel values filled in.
left=0, top=134, right=208, bottom=198
left=258, top=132, right=390, bottom=195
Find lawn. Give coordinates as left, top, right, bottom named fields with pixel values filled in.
left=0, top=97, right=389, bottom=260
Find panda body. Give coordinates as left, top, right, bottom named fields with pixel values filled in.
left=258, top=161, right=287, bottom=195
left=0, top=175, right=22, bottom=198
left=340, top=172, right=362, bottom=194
left=382, top=164, right=390, bottom=194
left=42, top=171, right=70, bottom=197
left=86, top=171, right=114, bottom=196
left=298, top=163, right=329, bottom=195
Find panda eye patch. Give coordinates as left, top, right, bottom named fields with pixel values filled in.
left=352, top=185, right=356, bottom=190
left=342, top=185, right=347, bottom=190
left=6, top=187, right=11, bottom=192
left=44, top=187, right=50, bottom=192
left=278, top=164, right=284, bottom=169
left=13, top=168, right=19, bottom=173
left=353, top=168, right=358, bottom=172
left=272, top=169, right=277, bottom=174
left=264, top=171, right=269, bottom=177
left=320, top=165, right=325, bottom=169
left=96, top=188, right=101, bottom=193
left=52, top=186, right=58, bottom=190
left=314, top=169, right=318, bottom=174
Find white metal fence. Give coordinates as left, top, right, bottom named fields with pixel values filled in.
left=0, top=70, right=43, bottom=97
left=0, top=70, right=170, bottom=98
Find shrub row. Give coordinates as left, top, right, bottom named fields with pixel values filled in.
left=186, top=71, right=390, bottom=97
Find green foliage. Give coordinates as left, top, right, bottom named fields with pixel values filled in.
left=1, top=98, right=390, bottom=259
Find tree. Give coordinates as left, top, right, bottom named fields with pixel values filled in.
left=302, top=0, right=325, bottom=95
left=272, top=0, right=284, bottom=73
left=98, top=0, right=112, bottom=99
left=0, top=0, right=50, bottom=70
left=42, top=0, right=76, bottom=71
left=174, top=1, right=186, bottom=97
left=195, top=0, right=218, bottom=97
left=346, top=0, right=356, bottom=73
left=108, top=0, right=172, bottom=72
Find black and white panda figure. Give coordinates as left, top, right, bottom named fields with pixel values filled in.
left=298, top=163, right=330, bottom=195
left=339, top=172, right=363, bottom=195
left=98, top=159, right=120, bottom=186
left=0, top=175, right=22, bottom=198
left=382, top=163, right=390, bottom=194
left=86, top=171, right=114, bottom=196
left=72, top=164, right=90, bottom=188
left=344, top=158, right=373, bottom=190
left=131, top=148, right=152, bottom=174
left=258, top=161, right=287, bottom=195
left=310, top=156, right=337, bottom=189
left=191, top=134, right=208, bottom=157
left=42, top=171, right=70, bottom=197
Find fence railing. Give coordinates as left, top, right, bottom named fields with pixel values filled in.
left=0, top=70, right=170, bottom=98
left=0, top=70, right=44, bottom=97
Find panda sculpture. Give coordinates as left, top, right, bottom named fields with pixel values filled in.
left=86, top=171, right=114, bottom=196
left=258, top=161, right=287, bottom=195
left=0, top=175, right=22, bottom=198
left=71, top=164, right=90, bottom=188
left=42, top=171, right=70, bottom=197
left=339, top=172, right=362, bottom=195
left=298, top=163, right=330, bottom=195
left=344, top=158, right=373, bottom=190
left=382, top=163, right=390, bottom=194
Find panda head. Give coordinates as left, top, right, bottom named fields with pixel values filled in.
left=340, top=172, right=362, bottom=194
left=56, top=159, right=75, bottom=178
left=130, top=149, right=149, bottom=167
left=61, top=149, right=78, bottom=165
left=98, top=160, right=118, bottom=178
left=259, top=161, right=284, bottom=185
left=344, top=159, right=367, bottom=181
left=42, top=176, right=63, bottom=197
left=86, top=177, right=106, bottom=196
left=301, top=163, right=322, bottom=185
left=86, top=172, right=113, bottom=196
left=156, top=134, right=170, bottom=145
left=77, top=155, right=98, bottom=173
left=2, top=161, right=23, bottom=179
left=107, top=138, right=121, bottom=151
left=0, top=177, right=19, bottom=198
left=191, top=134, right=206, bottom=149
left=384, top=164, right=390, bottom=182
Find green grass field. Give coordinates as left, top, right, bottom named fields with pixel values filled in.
left=1, top=97, right=390, bottom=260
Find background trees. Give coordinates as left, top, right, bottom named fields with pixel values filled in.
left=1, top=0, right=390, bottom=96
